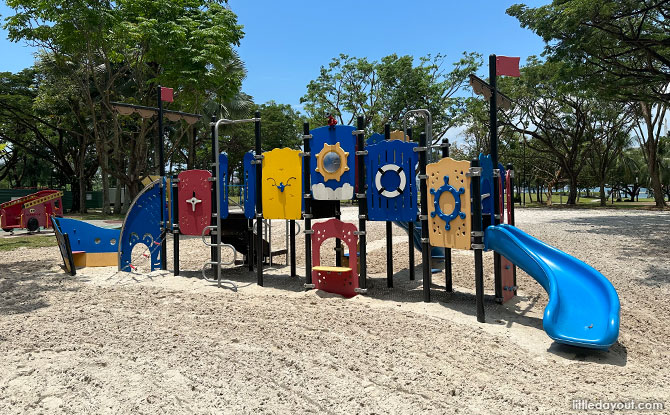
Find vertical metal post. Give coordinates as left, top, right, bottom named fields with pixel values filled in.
left=210, top=116, right=218, bottom=271
left=419, top=132, right=431, bottom=302
left=507, top=163, right=517, bottom=294
left=303, top=123, right=313, bottom=286
left=471, top=159, right=485, bottom=323
left=290, top=219, right=296, bottom=276
left=407, top=127, right=415, bottom=281
left=384, top=124, right=393, bottom=288
left=356, top=116, right=367, bottom=291
left=335, top=202, right=342, bottom=267
left=489, top=54, right=503, bottom=303
left=157, top=86, right=167, bottom=270
left=522, top=138, right=526, bottom=206
left=172, top=175, right=180, bottom=276
left=441, top=138, right=452, bottom=292
left=254, top=111, right=263, bottom=286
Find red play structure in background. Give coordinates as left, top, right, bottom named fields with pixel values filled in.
left=1, top=190, right=63, bottom=233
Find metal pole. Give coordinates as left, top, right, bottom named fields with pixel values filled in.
left=290, top=219, right=296, bottom=276
left=303, top=122, right=313, bottom=286
left=523, top=138, right=526, bottom=207
left=471, top=159, right=485, bottom=323
left=210, top=116, right=217, bottom=271
left=384, top=124, right=393, bottom=288
left=489, top=54, right=503, bottom=303
left=157, top=86, right=167, bottom=270
left=441, top=138, right=452, bottom=292
left=507, top=163, right=517, bottom=295
left=356, top=116, right=367, bottom=291
left=335, top=201, right=342, bottom=267
left=419, top=131, right=431, bottom=302
left=407, top=127, right=415, bottom=281
left=254, top=111, right=263, bottom=286
left=172, top=175, right=180, bottom=276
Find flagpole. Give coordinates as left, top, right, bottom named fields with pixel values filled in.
left=489, top=55, right=502, bottom=302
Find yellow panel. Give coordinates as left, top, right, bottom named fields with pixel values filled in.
left=427, top=158, right=472, bottom=250
left=73, top=252, right=87, bottom=268
left=312, top=266, right=352, bottom=273
left=84, top=252, right=118, bottom=267
left=390, top=130, right=409, bottom=141
left=262, top=148, right=303, bottom=220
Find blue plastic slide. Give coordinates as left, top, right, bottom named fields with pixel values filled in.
left=394, top=220, right=445, bottom=266
left=485, top=224, right=620, bottom=349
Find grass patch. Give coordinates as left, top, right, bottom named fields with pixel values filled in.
left=0, top=235, right=56, bottom=251
left=65, top=211, right=125, bottom=221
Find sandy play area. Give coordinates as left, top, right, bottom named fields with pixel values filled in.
left=0, top=207, right=668, bottom=414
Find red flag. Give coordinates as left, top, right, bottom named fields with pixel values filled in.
left=160, top=87, right=174, bottom=102
left=496, top=56, right=521, bottom=77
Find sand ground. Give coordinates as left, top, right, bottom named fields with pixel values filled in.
left=0, top=207, right=669, bottom=414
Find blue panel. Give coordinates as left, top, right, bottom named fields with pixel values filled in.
left=366, top=140, right=418, bottom=222
left=310, top=125, right=356, bottom=200
left=479, top=153, right=494, bottom=216
left=118, top=179, right=164, bottom=272
left=243, top=151, right=256, bottom=219
left=486, top=224, right=620, bottom=350
left=53, top=217, right=120, bottom=253
left=366, top=132, right=384, bottom=147
left=219, top=153, right=229, bottom=219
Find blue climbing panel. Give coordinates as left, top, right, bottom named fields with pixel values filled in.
left=366, top=140, right=418, bottom=222
left=479, top=154, right=494, bottom=217
left=243, top=151, right=256, bottom=219
left=310, top=125, right=356, bottom=200
left=219, top=153, right=229, bottom=219
left=53, top=217, right=120, bottom=253
left=118, top=179, right=164, bottom=272
left=366, top=132, right=384, bottom=147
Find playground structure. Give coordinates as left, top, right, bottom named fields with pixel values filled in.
left=52, top=107, right=620, bottom=350
left=1, top=190, right=63, bottom=233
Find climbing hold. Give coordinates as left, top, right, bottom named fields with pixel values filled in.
left=430, top=175, right=466, bottom=231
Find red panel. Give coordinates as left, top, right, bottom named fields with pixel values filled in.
left=178, top=170, right=212, bottom=236
left=314, top=269, right=357, bottom=298
left=311, top=218, right=359, bottom=297
left=501, top=256, right=515, bottom=303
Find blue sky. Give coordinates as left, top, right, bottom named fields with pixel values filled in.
left=1, top=0, right=549, bottom=112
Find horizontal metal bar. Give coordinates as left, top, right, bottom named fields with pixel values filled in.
left=303, top=134, right=313, bottom=139
left=111, top=101, right=202, bottom=119
left=211, top=117, right=260, bottom=126
left=352, top=129, right=365, bottom=135
left=421, top=238, right=430, bottom=243
left=355, top=150, right=368, bottom=156
left=413, top=147, right=427, bottom=152
left=471, top=231, right=484, bottom=237
left=418, top=174, right=428, bottom=180
left=304, top=283, right=316, bottom=289
left=356, top=193, right=366, bottom=199
left=207, top=177, right=217, bottom=182
left=419, top=214, right=428, bottom=220
left=303, top=194, right=312, bottom=199
left=353, top=230, right=366, bottom=236
left=354, top=288, right=368, bottom=294
left=303, top=213, right=313, bottom=219
left=471, top=243, right=485, bottom=249
left=304, top=230, right=314, bottom=235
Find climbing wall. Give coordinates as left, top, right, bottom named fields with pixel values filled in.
left=178, top=170, right=212, bottom=236
left=366, top=140, right=418, bottom=222
left=310, top=125, right=356, bottom=200
left=118, top=179, right=164, bottom=272
left=262, top=148, right=302, bottom=220
left=427, top=158, right=472, bottom=250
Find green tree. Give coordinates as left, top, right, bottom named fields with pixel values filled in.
left=4, top=0, right=246, bottom=210
left=300, top=52, right=481, bottom=142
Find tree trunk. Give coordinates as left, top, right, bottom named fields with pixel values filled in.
left=70, top=179, right=80, bottom=213
left=567, top=174, right=578, bottom=205
left=101, top=167, right=111, bottom=215
left=114, top=177, right=122, bottom=214
left=79, top=174, right=87, bottom=214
